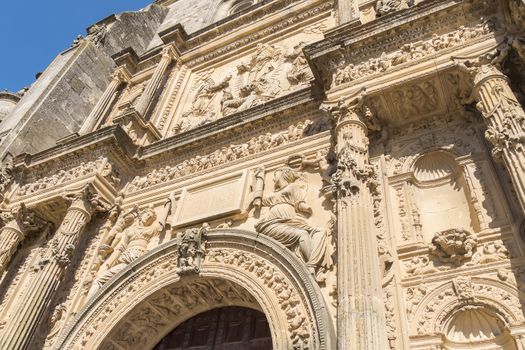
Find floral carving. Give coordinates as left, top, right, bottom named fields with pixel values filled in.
left=429, top=228, right=477, bottom=266
left=128, top=120, right=312, bottom=192
left=332, top=20, right=494, bottom=86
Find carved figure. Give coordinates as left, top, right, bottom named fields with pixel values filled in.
left=88, top=198, right=172, bottom=297
left=255, top=166, right=328, bottom=271
left=285, top=42, right=313, bottom=86
left=175, top=225, right=207, bottom=274
left=173, top=75, right=232, bottom=134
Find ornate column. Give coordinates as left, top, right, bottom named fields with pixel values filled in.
left=134, top=45, right=177, bottom=118
left=79, top=67, right=131, bottom=135
left=0, top=205, right=50, bottom=274
left=0, top=186, right=107, bottom=350
left=465, top=62, right=525, bottom=215
left=325, top=93, right=388, bottom=349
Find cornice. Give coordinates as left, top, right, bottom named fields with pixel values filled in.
left=13, top=125, right=137, bottom=172
left=0, top=91, right=21, bottom=103
left=305, top=0, right=464, bottom=59
left=304, top=0, right=499, bottom=90
left=12, top=87, right=323, bottom=177
left=139, top=86, right=323, bottom=159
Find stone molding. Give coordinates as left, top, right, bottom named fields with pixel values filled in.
left=409, top=277, right=525, bottom=336
left=55, top=229, right=335, bottom=350
left=304, top=0, right=499, bottom=89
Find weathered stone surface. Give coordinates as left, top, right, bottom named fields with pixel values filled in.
left=1, top=0, right=525, bottom=350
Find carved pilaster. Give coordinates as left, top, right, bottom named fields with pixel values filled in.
left=0, top=186, right=108, bottom=350
left=323, top=91, right=388, bottom=350
left=79, top=66, right=131, bottom=135
left=0, top=205, right=50, bottom=275
left=337, top=0, right=360, bottom=25
left=134, top=45, right=178, bottom=118
left=461, top=59, right=525, bottom=216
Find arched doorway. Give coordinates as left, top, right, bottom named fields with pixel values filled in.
left=153, top=306, right=272, bottom=350
left=56, top=229, right=335, bottom=350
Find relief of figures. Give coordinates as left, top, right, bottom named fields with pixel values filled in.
left=87, top=197, right=173, bottom=297
left=172, top=42, right=314, bottom=135
left=255, top=166, right=329, bottom=272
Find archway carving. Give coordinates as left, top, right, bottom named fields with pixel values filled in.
left=410, top=277, right=525, bottom=337
left=55, top=229, right=335, bottom=350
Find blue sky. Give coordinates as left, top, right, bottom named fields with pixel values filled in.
left=0, top=0, right=153, bottom=92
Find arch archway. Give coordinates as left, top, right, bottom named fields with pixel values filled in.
left=55, top=229, right=335, bottom=350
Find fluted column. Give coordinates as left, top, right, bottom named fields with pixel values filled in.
left=338, top=0, right=360, bottom=25
left=0, top=186, right=106, bottom=350
left=0, top=205, right=49, bottom=274
left=134, top=45, right=177, bottom=117
left=327, top=95, right=388, bottom=350
left=79, top=66, right=131, bottom=135
left=468, top=63, right=525, bottom=215
left=0, top=216, right=24, bottom=274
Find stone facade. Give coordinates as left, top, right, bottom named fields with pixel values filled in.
left=1, top=0, right=525, bottom=349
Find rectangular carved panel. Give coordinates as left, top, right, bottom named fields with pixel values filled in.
left=172, top=170, right=250, bottom=228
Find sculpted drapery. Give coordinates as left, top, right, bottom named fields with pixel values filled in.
left=88, top=197, right=173, bottom=297
left=255, top=166, right=329, bottom=271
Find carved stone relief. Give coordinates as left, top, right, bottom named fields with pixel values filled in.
left=171, top=40, right=316, bottom=135
left=128, top=119, right=314, bottom=192
left=16, top=157, right=120, bottom=198
left=55, top=230, right=334, bottom=350
left=254, top=166, right=330, bottom=274
left=87, top=201, right=172, bottom=298
left=429, top=228, right=477, bottom=266
left=410, top=278, right=525, bottom=337
left=331, top=19, right=495, bottom=88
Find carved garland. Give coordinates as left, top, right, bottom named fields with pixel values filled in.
left=332, top=19, right=495, bottom=87
left=127, top=119, right=314, bottom=192
left=55, top=230, right=334, bottom=350
left=410, top=277, right=525, bottom=336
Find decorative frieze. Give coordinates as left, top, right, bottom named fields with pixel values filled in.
left=128, top=119, right=313, bottom=192
left=17, top=157, right=120, bottom=198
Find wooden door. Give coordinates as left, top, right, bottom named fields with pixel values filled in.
left=153, top=307, right=272, bottom=350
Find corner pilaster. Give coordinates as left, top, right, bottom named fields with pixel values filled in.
left=323, top=91, right=388, bottom=350
left=0, top=186, right=108, bottom=350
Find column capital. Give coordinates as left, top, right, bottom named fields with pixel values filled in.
left=160, top=44, right=178, bottom=62
left=321, top=88, right=373, bottom=131
left=321, top=89, right=379, bottom=202
left=63, top=185, right=110, bottom=218
left=454, top=44, right=510, bottom=87
left=111, top=66, right=132, bottom=84
left=0, top=203, right=51, bottom=238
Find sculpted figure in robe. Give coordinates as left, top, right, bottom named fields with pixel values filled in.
left=255, top=166, right=329, bottom=271
left=88, top=198, right=172, bottom=297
